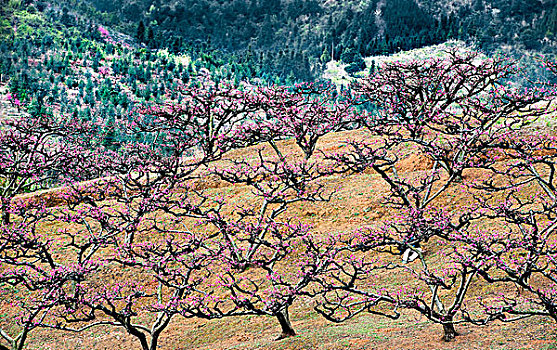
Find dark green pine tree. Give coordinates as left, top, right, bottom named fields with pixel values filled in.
left=137, top=20, right=145, bottom=42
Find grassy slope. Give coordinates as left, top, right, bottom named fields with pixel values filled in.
left=3, top=128, right=556, bottom=350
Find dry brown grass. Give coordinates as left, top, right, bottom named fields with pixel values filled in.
left=2, top=128, right=557, bottom=350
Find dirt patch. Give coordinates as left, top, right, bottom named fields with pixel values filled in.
left=397, top=153, right=434, bottom=173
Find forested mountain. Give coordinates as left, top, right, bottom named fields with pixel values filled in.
left=420, top=0, right=557, bottom=51
left=45, top=0, right=448, bottom=66
left=2, top=0, right=557, bottom=127
left=41, top=0, right=557, bottom=64
left=3, top=0, right=557, bottom=86
left=1, top=0, right=305, bottom=148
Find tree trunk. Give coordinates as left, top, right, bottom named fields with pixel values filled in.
left=441, top=321, right=458, bottom=342
left=1, top=211, right=9, bottom=226
left=275, top=307, right=296, bottom=340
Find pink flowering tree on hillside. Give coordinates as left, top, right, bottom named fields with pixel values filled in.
left=196, top=150, right=335, bottom=339
left=0, top=81, right=257, bottom=349
left=0, top=111, right=110, bottom=350
left=314, top=50, right=552, bottom=341
left=0, top=131, right=220, bottom=349
left=0, top=114, right=100, bottom=225
left=31, top=94, right=245, bottom=349
left=133, top=80, right=268, bottom=160
left=0, top=80, right=342, bottom=349
left=450, top=131, right=557, bottom=323
left=232, top=82, right=358, bottom=160
left=0, top=198, right=111, bottom=350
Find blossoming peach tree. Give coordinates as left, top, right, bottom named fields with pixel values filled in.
left=0, top=79, right=352, bottom=350
left=313, top=49, right=552, bottom=341
left=0, top=112, right=105, bottom=350
left=1, top=53, right=556, bottom=350
left=453, top=130, right=557, bottom=323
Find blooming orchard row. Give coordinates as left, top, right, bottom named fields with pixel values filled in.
left=1, top=49, right=556, bottom=350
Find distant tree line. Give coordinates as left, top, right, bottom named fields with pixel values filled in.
left=42, top=0, right=557, bottom=76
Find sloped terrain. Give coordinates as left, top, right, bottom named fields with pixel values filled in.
left=2, top=128, right=557, bottom=350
